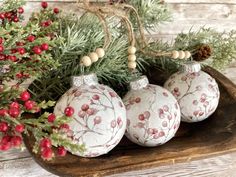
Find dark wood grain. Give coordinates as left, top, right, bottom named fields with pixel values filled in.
left=23, top=66, right=236, bottom=177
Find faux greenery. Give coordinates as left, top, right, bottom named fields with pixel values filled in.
left=0, top=1, right=85, bottom=160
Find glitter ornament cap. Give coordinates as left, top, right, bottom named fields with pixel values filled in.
left=71, top=73, right=98, bottom=87
left=181, top=61, right=201, bottom=73
left=130, top=76, right=149, bottom=90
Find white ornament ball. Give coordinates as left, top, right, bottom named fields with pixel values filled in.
left=123, top=76, right=181, bottom=147
left=89, top=52, right=99, bottom=63
left=95, top=48, right=105, bottom=58
left=81, top=56, right=92, bottom=67
left=54, top=74, right=126, bottom=157
left=164, top=62, right=220, bottom=123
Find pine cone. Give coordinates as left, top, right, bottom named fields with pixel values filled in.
left=193, top=44, right=212, bottom=61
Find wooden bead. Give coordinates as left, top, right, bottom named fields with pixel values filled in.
left=96, top=48, right=105, bottom=58
left=128, top=61, right=137, bottom=69
left=81, top=56, right=92, bottom=67
left=128, top=46, right=136, bottom=54
left=89, top=52, right=99, bottom=63
left=178, top=51, right=185, bottom=59
left=128, top=54, right=136, bottom=62
left=171, top=51, right=179, bottom=59
left=184, top=51, right=191, bottom=59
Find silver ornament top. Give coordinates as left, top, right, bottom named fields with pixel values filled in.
left=180, top=61, right=201, bottom=73
left=130, top=76, right=149, bottom=90
left=71, top=73, right=98, bottom=87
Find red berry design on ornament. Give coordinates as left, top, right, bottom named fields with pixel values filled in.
left=143, top=111, right=150, bottom=119
left=0, top=122, right=8, bottom=132
left=48, top=113, right=56, bottom=123
left=81, top=104, right=89, bottom=111
left=111, top=120, right=117, bottom=128
left=57, top=146, right=67, bottom=156
left=15, top=124, right=25, bottom=133
left=138, top=114, right=145, bottom=121
left=135, top=97, right=141, bottom=103
left=117, top=117, right=123, bottom=127
left=41, top=2, right=48, bottom=9
left=94, top=116, right=102, bottom=125
left=64, top=106, right=74, bottom=117
left=20, top=91, right=31, bottom=101
left=92, top=95, right=100, bottom=100
left=109, top=92, right=117, bottom=97
left=78, top=110, right=86, bottom=118
left=24, top=100, right=35, bottom=110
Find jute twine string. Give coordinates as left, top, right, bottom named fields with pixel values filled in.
left=76, top=0, right=173, bottom=58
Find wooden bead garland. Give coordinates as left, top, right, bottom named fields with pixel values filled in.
left=171, top=50, right=179, bottom=59
left=81, top=56, right=92, bottom=67
left=89, top=52, right=99, bottom=63
left=96, top=48, right=105, bottom=58
left=184, top=51, right=191, bottom=59
left=81, top=48, right=105, bottom=67
left=128, top=54, right=136, bottom=62
left=128, top=61, right=137, bottom=69
left=171, top=50, right=191, bottom=59
left=128, top=46, right=137, bottom=69
left=178, top=51, right=185, bottom=59
left=128, top=46, right=136, bottom=54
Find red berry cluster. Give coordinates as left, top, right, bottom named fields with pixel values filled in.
left=0, top=6, right=24, bottom=23
left=0, top=2, right=61, bottom=80
left=0, top=90, right=39, bottom=151
left=41, top=2, right=60, bottom=14
left=0, top=1, right=78, bottom=161
left=40, top=138, right=67, bottom=160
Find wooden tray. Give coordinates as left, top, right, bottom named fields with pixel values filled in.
left=23, top=66, right=236, bottom=177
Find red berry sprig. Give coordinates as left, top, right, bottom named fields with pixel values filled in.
left=64, top=106, right=74, bottom=117
left=41, top=2, right=48, bottom=9
left=57, top=146, right=67, bottom=156
left=20, top=91, right=31, bottom=101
